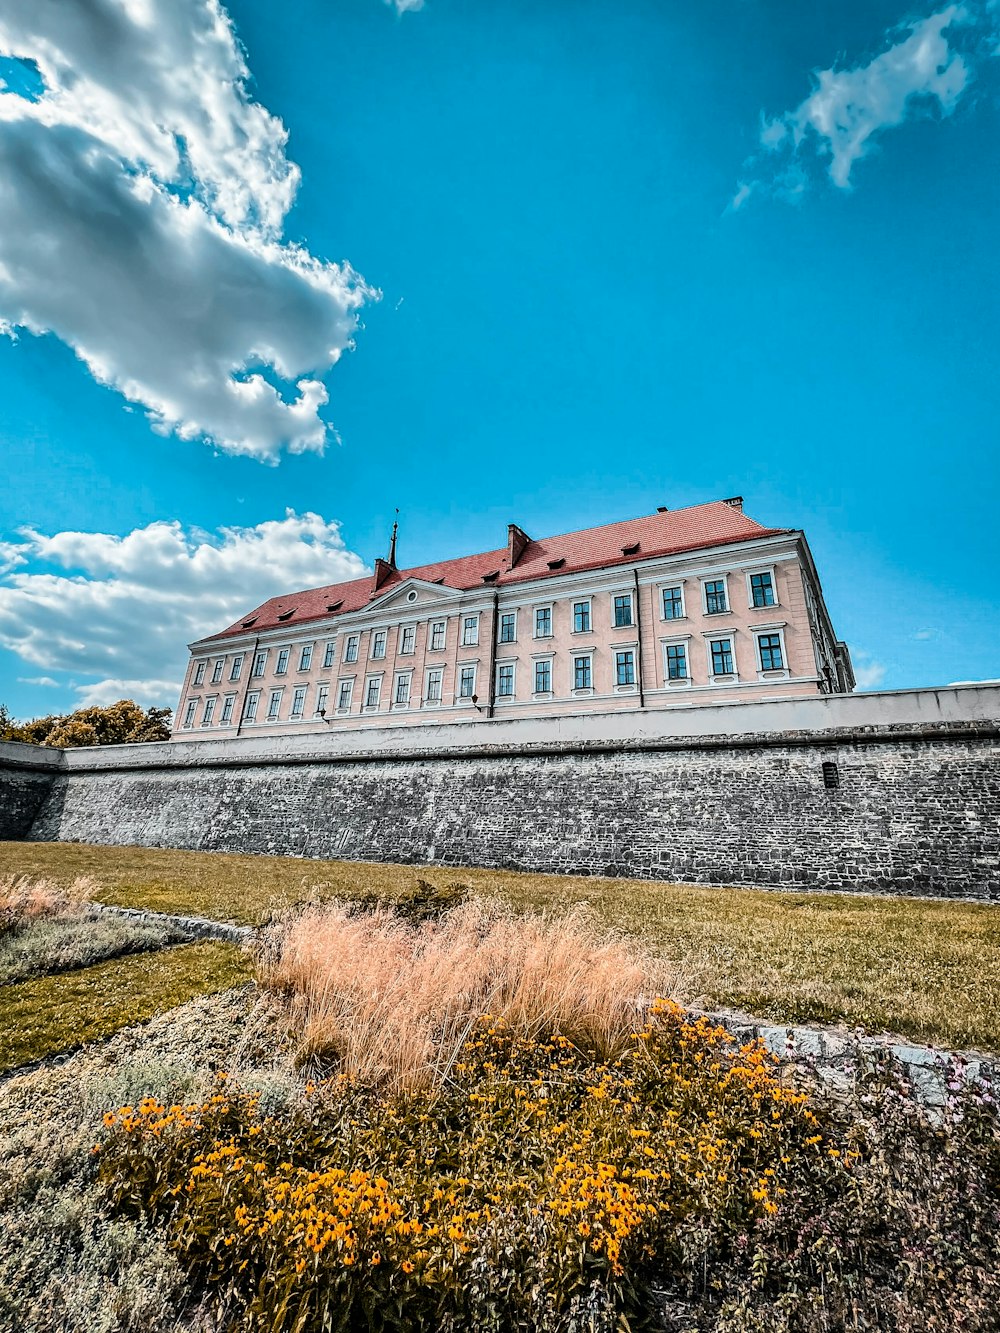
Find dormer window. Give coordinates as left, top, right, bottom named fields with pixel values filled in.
left=327, top=600, right=343, bottom=612
left=481, top=570, right=500, bottom=584
left=621, top=542, right=639, bottom=556
left=276, top=608, right=295, bottom=621
left=547, top=558, right=565, bottom=570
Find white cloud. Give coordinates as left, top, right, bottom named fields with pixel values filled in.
left=385, top=0, right=425, bottom=12
left=17, top=675, right=59, bottom=688
left=738, top=4, right=992, bottom=202
left=0, top=512, right=369, bottom=710
left=853, top=655, right=888, bottom=690
left=0, top=0, right=374, bottom=461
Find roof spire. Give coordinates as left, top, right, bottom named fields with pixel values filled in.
left=388, top=509, right=399, bottom=569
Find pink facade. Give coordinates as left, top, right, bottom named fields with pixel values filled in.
left=173, top=499, right=853, bottom=740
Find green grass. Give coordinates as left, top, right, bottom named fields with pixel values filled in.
left=0, top=939, right=251, bottom=1074
left=2, top=841, right=999, bottom=1051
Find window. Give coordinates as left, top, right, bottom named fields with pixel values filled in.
left=534, top=659, right=552, bottom=694
left=299, top=645, right=313, bottom=671
left=459, top=665, right=476, bottom=698
left=534, top=606, right=552, bottom=638
left=394, top=673, right=411, bottom=707
left=430, top=621, right=446, bottom=652
left=323, top=641, right=336, bottom=669
left=613, top=594, right=633, bottom=628
left=704, top=580, right=728, bottom=615
left=211, top=659, right=224, bottom=684
left=252, top=651, right=267, bottom=677
left=400, top=625, right=416, bottom=655
left=221, top=694, right=236, bottom=723
left=615, top=650, right=635, bottom=686
left=710, top=638, right=734, bottom=676
left=662, top=586, right=683, bottom=620
left=499, top=612, right=516, bottom=643
left=315, top=685, right=329, bottom=715
left=337, top=680, right=353, bottom=712
left=243, top=691, right=260, bottom=722
left=193, top=661, right=206, bottom=685
left=183, top=700, right=197, bottom=727
left=758, top=633, right=784, bottom=672
left=497, top=663, right=515, bottom=697
left=344, top=634, right=359, bottom=664
left=202, top=697, right=216, bottom=725
left=574, top=655, right=592, bottom=690
left=267, top=690, right=282, bottom=719
left=275, top=648, right=289, bottom=675
left=371, top=630, right=387, bottom=660
left=461, top=615, right=479, bottom=647
left=425, top=668, right=443, bottom=704
left=750, top=572, right=775, bottom=608
left=365, top=677, right=382, bottom=709
left=291, top=686, right=307, bottom=718
left=573, top=601, right=591, bottom=633
left=665, top=643, right=687, bottom=680
left=230, top=654, right=244, bottom=681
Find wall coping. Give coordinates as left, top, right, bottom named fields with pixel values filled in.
left=2, top=683, right=998, bottom=775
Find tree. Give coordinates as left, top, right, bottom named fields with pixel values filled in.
left=0, top=700, right=172, bottom=747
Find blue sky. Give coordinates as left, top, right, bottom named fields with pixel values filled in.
left=0, top=0, right=997, bottom=717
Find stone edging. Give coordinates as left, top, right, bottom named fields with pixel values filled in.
left=697, top=1006, right=998, bottom=1109
left=89, top=901, right=252, bottom=944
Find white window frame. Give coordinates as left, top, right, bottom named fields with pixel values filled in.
left=266, top=688, right=283, bottom=720
left=183, top=699, right=197, bottom=728
left=532, top=655, right=554, bottom=696
left=243, top=690, right=261, bottom=722
left=461, top=614, right=480, bottom=647
left=323, top=641, right=336, bottom=669
left=457, top=662, right=477, bottom=701
left=315, top=684, right=329, bottom=716
left=701, top=575, right=731, bottom=617
left=613, top=647, right=637, bottom=691
left=746, top=566, right=779, bottom=610
left=705, top=633, right=738, bottom=682
left=572, top=599, right=592, bottom=634
left=611, top=591, right=634, bottom=629
left=193, top=661, right=207, bottom=686
left=659, top=635, right=693, bottom=688
left=363, top=675, right=383, bottom=711
left=220, top=693, right=237, bottom=723
left=498, top=610, right=518, bottom=645
left=399, top=624, right=417, bottom=656
left=371, top=629, right=388, bottom=660
left=429, top=620, right=447, bottom=653
left=252, top=650, right=268, bottom=678
left=230, top=654, right=244, bottom=681
left=343, top=634, right=360, bottom=664
left=336, top=678, right=354, bottom=713
left=211, top=659, right=224, bottom=684
left=754, top=623, right=790, bottom=681
left=298, top=644, right=313, bottom=672
left=392, top=670, right=413, bottom=709
left=533, top=605, right=553, bottom=639
left=424, top=666, right=444, bottom=706
left=275, top=647, right=290, bottom=675
left=572, top=651, right=595, bottom=695
left=659, top=583, right=687, bottom=622
left=201, top=696, right=217, bottom=725
left=495, top=658, right=516, bottom=699
left=291, top=685, right=307, bottom=718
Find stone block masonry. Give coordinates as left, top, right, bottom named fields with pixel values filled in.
left=4, top=686, right=999, bottom=900
left=0, top=742, right=63, bottom=840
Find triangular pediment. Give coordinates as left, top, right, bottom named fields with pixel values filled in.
left=364, top=577, right=466, bottom=614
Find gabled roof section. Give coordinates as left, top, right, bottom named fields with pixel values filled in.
left=206, top=500, right=788, bottom=643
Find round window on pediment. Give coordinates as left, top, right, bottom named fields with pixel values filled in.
left=406, top=590, right=418, bottom=603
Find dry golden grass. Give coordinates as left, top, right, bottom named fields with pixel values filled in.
left=259, top=899, right=672, bottom=1090
left=0, top=872, right=97, bottom=931
left=2, top=841, right=999, bottom=1050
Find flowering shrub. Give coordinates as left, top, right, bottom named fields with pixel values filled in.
left=98, top=1001, right=834, bottom=1330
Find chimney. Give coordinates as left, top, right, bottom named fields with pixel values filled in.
left=722, top=496, right=744, bottom=512
left=507, top=523, right=531, bottom=569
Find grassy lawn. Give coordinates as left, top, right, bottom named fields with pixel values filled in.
left=0, top=939, right=251, bottom=1074
left=2, top=840, right=998, bottom=1051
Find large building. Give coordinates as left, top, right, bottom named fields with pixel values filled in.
left=172, top=497, right=853, bottom=739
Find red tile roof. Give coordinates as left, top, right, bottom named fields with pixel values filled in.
left=207, top=500, right=788, bottom=642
